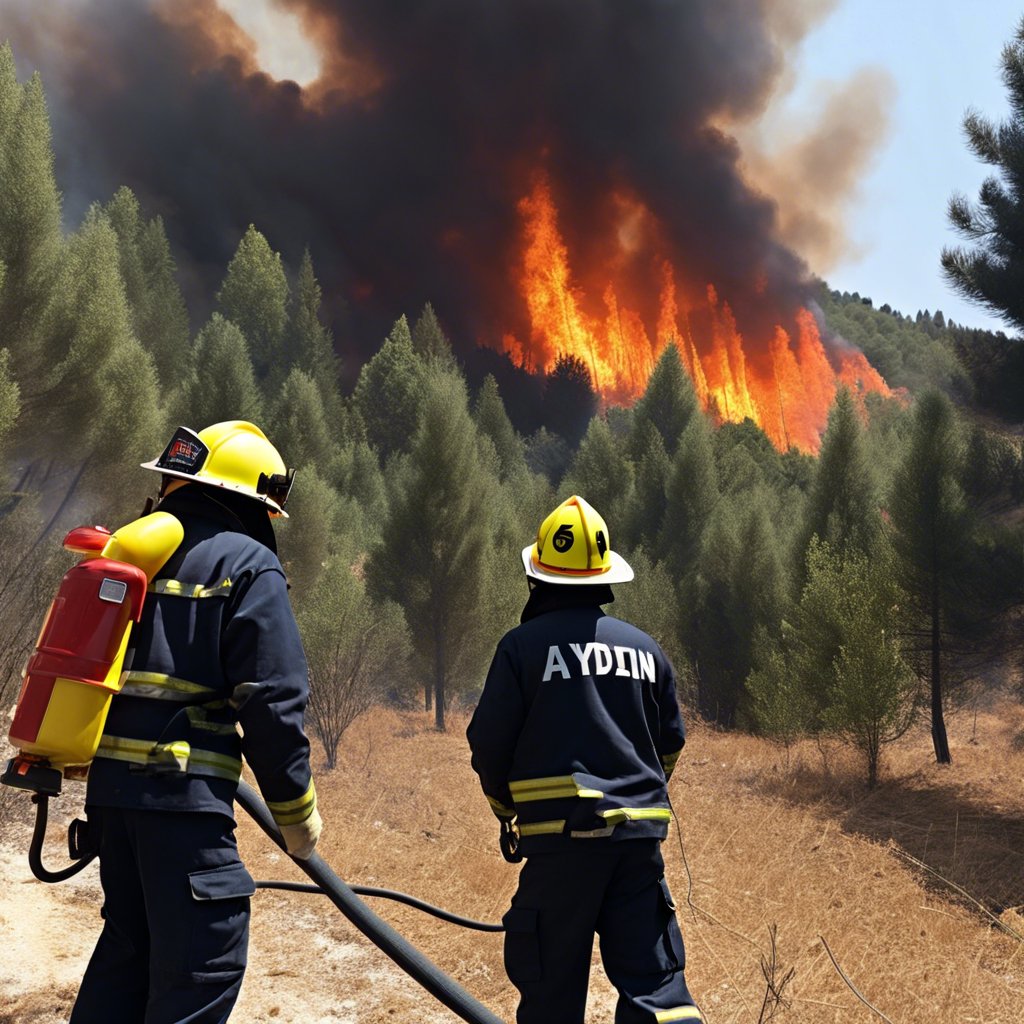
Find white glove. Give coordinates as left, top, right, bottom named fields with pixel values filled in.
left=280, top=807, right=322, bottom=860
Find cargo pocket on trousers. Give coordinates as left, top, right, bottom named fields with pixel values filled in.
left=503, top=906, right=542, bottom=985
left=187, top=862, right=255, bottom=978
left=658, top=876, right=686, bottom=971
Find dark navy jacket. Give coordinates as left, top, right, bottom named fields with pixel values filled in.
left=467, top=586, right=685, bottom=854
left=86, top=486, right=316, bottom=828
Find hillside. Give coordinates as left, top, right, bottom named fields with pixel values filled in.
left=3, top=702, right=1024, bottom=1023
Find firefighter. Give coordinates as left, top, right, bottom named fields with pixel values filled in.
left=467, top=495, right=701, bottom=1024
left=69, top=421, right=321, bottom=1024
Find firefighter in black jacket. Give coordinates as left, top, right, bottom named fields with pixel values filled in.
left=70, top=422, right=321, bottom=1024
left=467, top=495, right=701, bottom=1024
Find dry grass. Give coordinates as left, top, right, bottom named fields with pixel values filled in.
left=234, top=701, right=1024, bottom=1023
left=3, top=700, right=1023, bottom=1021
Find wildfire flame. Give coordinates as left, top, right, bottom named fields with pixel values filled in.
left=502, top=174, right=891, bottom=454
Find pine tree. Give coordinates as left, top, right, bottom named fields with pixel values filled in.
left=942, top=18, right=1024, bottom=329
left=625, top=420, right=670, bottom=551
left=365, top=364, right=500, bottom=730
left=26, top=209, right=162, bottom=529
left=352, top=315, right=424, bottom=460
left=659, top=409, right=719, bottom=582
left=629, top=342, right=698, bottom=457
left=888, top=391, right=976, bottom=764
left=542, top=353, right=598, bottom=447
left=0, top=47, right=62, bottom=380
left=182, top=314, right=263, bottom=428
left=473, top=374, right=527, bottom=480
left=412, top=302, right=454, bottom=364
left=103, top=189, right=190, bottom=389
left=795, top=387, right=880, bottom=577
left=276, top=464, right=345, bottom=597
left=561, top=415, right=634, bottom=533
left=289, top=249, right=342, bottom=428
left=216, top=225, right=289, bottom=383
left=270, top=367, right=332, bottom=471
left=688, top=493, right=787, bottom=724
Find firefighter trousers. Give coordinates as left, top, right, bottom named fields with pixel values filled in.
left=502, top=838, right=701, bottom=1024
left=69, top=807, right=254, bottom=1024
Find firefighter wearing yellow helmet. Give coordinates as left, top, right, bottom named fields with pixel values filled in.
left=70, top=421, right=319, bottom=1024
left=469, top=495, right=701, bottom=1024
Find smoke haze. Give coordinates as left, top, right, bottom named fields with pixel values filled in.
left=0, top=0, right=889, bottom=366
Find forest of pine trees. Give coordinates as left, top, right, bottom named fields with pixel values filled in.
left=1, top=44, right=1022, bottom=785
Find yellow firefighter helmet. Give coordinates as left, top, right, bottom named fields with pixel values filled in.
left=522, top=495, right=633, bottom=585
left=141, top=421, right=295, bottom=516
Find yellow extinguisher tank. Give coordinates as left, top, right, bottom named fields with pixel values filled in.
left=6, top=512, right=184, bottom=783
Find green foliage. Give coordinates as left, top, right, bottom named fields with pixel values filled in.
left=659, top=409, right=719, bottom=582
left=818, top=288, right=967, bottom=396
left=270, top=367, right=332, bottom=471
left=299, top=557, right=412, bottom=768
left=276, top=464, right=347, bottom=597
left=352, top=315, right=425, bottom=460
left=795, top=387, right=880, bottom=579
left=0, top=348, right=20, bottom=452
left=474, top=374, right=527, bottom=480
left=629, top=343, right=697, bottom=456
left=887, top=391, right=974, bottom=763
left=289, top=249, right=342, bottom=428
left=688, top=492, right=788, bottom=725
left=0, top=47, right=61, bottom=376
left=625, top=419, right=670, bottom=550
left=611, top=547, right=688, bottom=688
left=104, top=187, right=190, bottom=387
left=542, top=353, right=597, bottom=447
left=412, top=302, right=454, bottom=364
left=942, top=17, right=1024, bottom=332
left=525, top=426, right=572, bottom=484
left=180, top=314, right=263, bottom=428
left=365, top=364, right=504, bottom=730
left=560, top=414, right=635, bottom=534
left=216, top=225, right=289, bottom=383
left=750, top=540, right=916, bottom=786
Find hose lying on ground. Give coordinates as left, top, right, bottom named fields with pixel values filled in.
left=254, top=878, right=504, bottom=932
left=236, top=779, right=507, bottom=1024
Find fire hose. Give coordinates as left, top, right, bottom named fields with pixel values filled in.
left=235, top=781, right=506, bottom=1024
left=22, top=782, right=507, bottom=1024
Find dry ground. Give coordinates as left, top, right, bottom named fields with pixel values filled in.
left=2, top=699, right=1024, bottom=1023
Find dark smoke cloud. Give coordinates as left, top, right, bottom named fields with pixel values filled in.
left=1, top=0, right=843, bottom=369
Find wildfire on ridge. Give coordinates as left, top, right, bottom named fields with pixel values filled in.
left=501, top=174, right=891, bottom=454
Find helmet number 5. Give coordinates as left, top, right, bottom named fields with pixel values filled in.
left=552, top=524, right=574, bottom=552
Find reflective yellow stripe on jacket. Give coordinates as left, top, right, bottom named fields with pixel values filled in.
left=94, top=735, right=242, bottom=782
left=265, top=781, right=317, bottom=826
left=600, top=806, right=672, bottom=825
left=661, top=748, right=682, bottom=776
left=655, top=1007, right=703, bottom=1022
left=121, top=671, right=220, bottom=702
left=509, top=775, right=604, bottom=802
left=149, top=577, right=233, bottom=599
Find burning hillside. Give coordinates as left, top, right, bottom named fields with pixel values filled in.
left=0, top=0, right=893, bottom=450
left=502, top=172, right=890, bottom=452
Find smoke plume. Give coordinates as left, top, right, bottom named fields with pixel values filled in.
left=0, top=0, right=886, bottom=373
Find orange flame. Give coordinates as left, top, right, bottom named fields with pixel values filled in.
left=502, top=173, right=892, bottom=453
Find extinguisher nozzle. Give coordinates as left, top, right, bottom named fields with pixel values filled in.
left=1, top=757, right=63, bottom=796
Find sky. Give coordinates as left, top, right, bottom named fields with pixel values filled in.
left=788, top=1, right=1020, bottom=333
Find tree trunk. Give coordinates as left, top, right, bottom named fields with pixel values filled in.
left=930, top=583, right=952, bottom=764
left=424, top=681, right=432, bottom=712
left=434, top=628, right=446, bottom=732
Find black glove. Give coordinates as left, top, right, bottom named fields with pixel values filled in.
left=499, top=818, right=523, bottom=863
